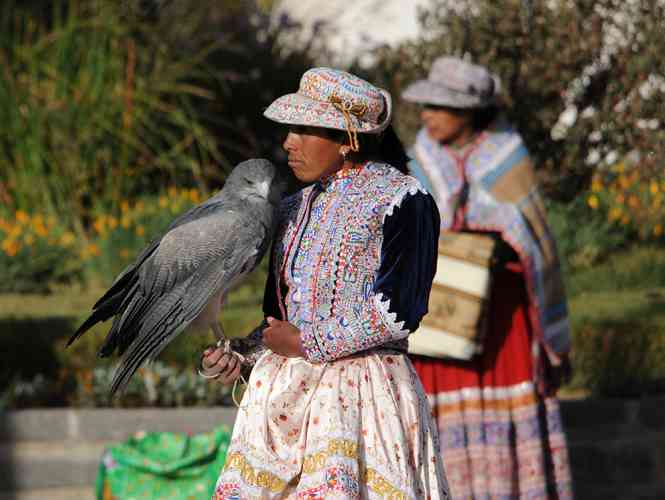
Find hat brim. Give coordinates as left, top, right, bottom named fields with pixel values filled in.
left=264, top=90, right=392, bottom=134
left=401, top=79, right=497, bottom=109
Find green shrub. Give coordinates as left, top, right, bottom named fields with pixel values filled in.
left=566, top=247, right=665, bottom=397
left=545, top=198, right=629, bottom=274
left=362, top=0, right=665, bottom=199
left=0, top=210, right=83, bottom=292
left=0, top=0, right=222, bottom=231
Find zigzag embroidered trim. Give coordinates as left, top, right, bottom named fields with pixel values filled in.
left=373, top=293, right=409, bottom=338
left=381, top=182, right=428, bottom=225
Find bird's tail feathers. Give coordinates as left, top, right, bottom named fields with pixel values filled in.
left=109, top=302, right=184, bottom=396
left=66, top=291, right=125, bottom=347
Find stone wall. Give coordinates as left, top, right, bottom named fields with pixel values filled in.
left=1, top=397, right=664, bottom=499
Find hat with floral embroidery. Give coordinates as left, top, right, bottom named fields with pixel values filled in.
left=264, top=67, right=392, bottom=151
left=402, top=56, right=501, bottom=109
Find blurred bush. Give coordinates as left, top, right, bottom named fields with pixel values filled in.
left=362, top=0, right=665, bottom=199
left=0, top=210, right=83, bottom=292
left=0, top=0, right=223, bottom=231
left=2, top=362, right=235, bottom=409
left=0, top=0, right=314, bottom=291
left=566, top=247, right=665, bottom=397
left=586, top=162, right=665, bottom=241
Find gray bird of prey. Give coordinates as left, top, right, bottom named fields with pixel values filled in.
left=67, top=159, right=286, bottom=395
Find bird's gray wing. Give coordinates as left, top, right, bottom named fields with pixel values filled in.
left=108, top=210, right=270, bottom=394
left=90, top=196, right=229, bottom=309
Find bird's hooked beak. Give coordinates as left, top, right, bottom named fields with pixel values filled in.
left=257, top=180, right=271, bottom=200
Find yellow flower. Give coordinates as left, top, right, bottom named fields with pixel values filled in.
left=121, top=216, right=131, bottom=229
left=654, top=224, right=663, bottom=237
left=617, top=175, right=630, bottom=190
left=135, top=225, right=145, bottom=237
left=608, top=207, right=623, bottom=221
left=87, top=243, right=101, bottom=257
left=121, top=200, right=130, bottom=213
left=93, top=218, right=106, bottom=235
left=32, top=214, right=44, bottom=227
left=627, top=195, right=640, bottom=209
left=587, top=195, right=599, bottom=209
left=591, top=178, right=603, bottom=193
left=9, top=225, right=22, bottom=239
left=60, top=232, right=75, bottom=247
left=650, top=181, right=660, bottom=195
left=159, top=196, right=168, bottom=208
left=108, top=216, right=118, bottom=230
left=15, top=210, right=29, bottom=224
left=612, top=162, right=625, bottom=174
left=34, top=223, right=48, bottom=237
left=1, top=239, right=20, bottom=256
left=119, top=248, right=131, bottom=259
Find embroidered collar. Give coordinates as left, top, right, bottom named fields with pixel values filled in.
left=316, top=163, right=365, bottom=192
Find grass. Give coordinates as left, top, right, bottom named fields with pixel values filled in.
left=563, top=246, right=665, bottom=397
left=0, top=272, right=265, bottom=395
left=2, top=245, right=665, bottom=402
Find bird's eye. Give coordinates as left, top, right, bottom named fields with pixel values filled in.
left=245, top=178, right=253, bottom=185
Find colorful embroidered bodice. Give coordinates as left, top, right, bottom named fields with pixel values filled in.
left=273, top=162, right=436, bottom=363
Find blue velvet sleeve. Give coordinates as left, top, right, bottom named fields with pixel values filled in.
left=372, top=190, right=440, bottom=332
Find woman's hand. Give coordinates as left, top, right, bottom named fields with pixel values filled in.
left=200, top=346, right=242, bottom=384
left=262, top=316, right=305, bottom=358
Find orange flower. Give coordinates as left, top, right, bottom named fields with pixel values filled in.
left=15, top=210, right=29, bottom=224
left=60, top=232, right=75, bottom=247
left=135, top=225, right=145, bottom=237
left=587, top=195, right=599, bottom=209
left=87, top=243, right=101, bottom=257
left=93, top=218, right=106, bottom=235
left=1, top=239, right=20, bottom=256
left=627, top=195, right=640, bottom=209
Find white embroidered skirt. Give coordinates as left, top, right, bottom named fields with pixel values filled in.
left=212, top=351, right=450, bottom=499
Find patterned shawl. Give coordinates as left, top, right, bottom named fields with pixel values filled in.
left=409, top=122, right=570, bottom=362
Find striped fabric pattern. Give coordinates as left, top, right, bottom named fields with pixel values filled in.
left=428, top=382, right=573, bottom=499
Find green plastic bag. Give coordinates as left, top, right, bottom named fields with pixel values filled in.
left=95, top=425, right=231, bottom=500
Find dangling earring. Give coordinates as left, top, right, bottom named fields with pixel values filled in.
left=340, top=149, right=349, bottom=162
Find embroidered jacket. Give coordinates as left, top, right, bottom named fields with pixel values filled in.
left=233, top=162, right=440, bottom=365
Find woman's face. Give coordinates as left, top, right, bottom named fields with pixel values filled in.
left=420, top=105, right=473, bottom=145
left=283, top=125, right=344, bottom=183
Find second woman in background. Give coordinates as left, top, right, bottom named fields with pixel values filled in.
left=403, top=56, right=574, bottom=499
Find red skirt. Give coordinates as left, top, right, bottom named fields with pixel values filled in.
left=411, top=263, right=573, bottom=499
